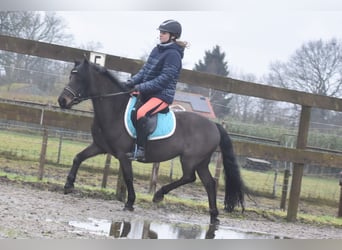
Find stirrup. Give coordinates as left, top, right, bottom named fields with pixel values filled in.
left=126, top=145, right=145, bottom=161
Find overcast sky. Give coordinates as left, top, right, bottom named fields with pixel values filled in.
left=56, top=9, right=342, bottom=79
left=2, top=0, right=342, bottom=78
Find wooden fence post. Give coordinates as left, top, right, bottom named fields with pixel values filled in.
left=287, top=106, right=311, bottom=222
left=214, top=121, right=226, bottom=190
left=214, top=151, right=222, bottom=191
left=38, top=128, right=48, bottom=180
left=280, top=169, right=290, bottom=210
left=149, top=162, right=160, bottom=194
left=338, top=171, right=342, bottom=217
left=101, top=154, right=111, bottom=188
left=57, top=132, right=63, bottom=164
left=109, top=221, right=122, bottom=238
left=169, top=159, right=174, bottom=180
left=142, top=221, right=151, bottom=239
left=272, top=169, right=278, bottom=198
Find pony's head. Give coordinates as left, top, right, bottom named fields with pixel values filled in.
left=58, top=58, right=128, bottom=109
left=58, top=59, right=91, bottom=109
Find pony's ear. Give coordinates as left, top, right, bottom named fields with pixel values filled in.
left=83, top=54, right=89, bottom=64
left=74, top=60, right=81, bottom=66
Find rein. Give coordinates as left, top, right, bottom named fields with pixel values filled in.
left=78, top=91, right=131, bottom=101
left=63, top=86, right=131, bottom=103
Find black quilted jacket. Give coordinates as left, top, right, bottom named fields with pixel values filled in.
left=131, top=42, right=184, bottom=104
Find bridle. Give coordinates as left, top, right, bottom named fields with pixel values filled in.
left=63, top=85, right=131, bottom=104
left=63, top=68, right=131, bottom=104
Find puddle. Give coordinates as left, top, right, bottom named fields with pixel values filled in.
left=68, top=218, right=283, bottom=239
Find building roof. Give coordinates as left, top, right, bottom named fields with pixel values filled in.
left=172, top=91, right=216, bottom=119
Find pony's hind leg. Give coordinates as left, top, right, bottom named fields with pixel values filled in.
left=196, top=157, right=219, bottom=225
left=153, top=155, right=219, bottom=225
left=152, top=158, right=197, bottom=202
left=64, top=143, right=104, bottom=194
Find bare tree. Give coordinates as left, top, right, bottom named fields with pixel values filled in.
left=0, top=11, right=72, bottom=43
left=0, top=11, right=73, bottom=92
left=229, top=73, right=258, bottom=122
left=268, top=38, right=342, bottom=97
left=268, top=38, right=342, bottom=124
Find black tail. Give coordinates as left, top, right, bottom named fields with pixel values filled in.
left=216, top=123, right=245, bottom=212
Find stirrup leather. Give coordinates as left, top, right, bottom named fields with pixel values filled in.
left=127, top=144, right=145, bottom=161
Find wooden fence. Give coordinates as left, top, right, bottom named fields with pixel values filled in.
left=0, top=34, right=342, bottom=221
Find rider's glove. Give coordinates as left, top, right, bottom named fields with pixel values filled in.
left=126, top=80, right=135, bottom=89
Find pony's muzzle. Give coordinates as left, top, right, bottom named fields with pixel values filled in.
left=58, top=94, right=73, bottom=109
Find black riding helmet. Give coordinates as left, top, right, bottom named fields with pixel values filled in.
left=158, top=20, right=182, bottom=39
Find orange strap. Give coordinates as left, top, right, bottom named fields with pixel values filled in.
left=136, top=97, right=169, bottom=120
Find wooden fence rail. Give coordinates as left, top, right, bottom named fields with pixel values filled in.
left=1, top=34, right=342, bottom=221
left=1, top=35, right=341, bottom=111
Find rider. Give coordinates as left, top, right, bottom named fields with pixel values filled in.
left=126, top=19, right=187, bottom=161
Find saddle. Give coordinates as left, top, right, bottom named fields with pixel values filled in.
left=124, top=96, right=176, bottom=140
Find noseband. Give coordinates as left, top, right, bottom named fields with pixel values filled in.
left=63, top=86, right=83, bottom=105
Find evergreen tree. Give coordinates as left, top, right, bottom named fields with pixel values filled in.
left=195, top=45, right=229, bottom=76
left=187, top=45, right=231, bottom=118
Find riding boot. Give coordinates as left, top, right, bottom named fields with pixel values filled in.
left=127, top=117, right=149, bottom=161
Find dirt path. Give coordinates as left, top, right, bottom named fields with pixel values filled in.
left=0, top=178, right=341, bottom=239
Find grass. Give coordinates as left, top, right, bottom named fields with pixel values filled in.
left=1, top=128, right=340, bottom=202
left=241, top=168, right=340, bottom=205
left=0, top=129, right=107, bottom=166
left=0, top=128, right=340, bottom=204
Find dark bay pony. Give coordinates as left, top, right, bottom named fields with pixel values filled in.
left=58, top=59, right=244, bottom=224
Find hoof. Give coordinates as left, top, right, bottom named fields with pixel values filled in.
left=63, top=183, right=74, bottom=194
left=152, top=194, right=164, bottom=203
left=205, top=223, right=219, bottom=239
left=224, top=205, right=234, bottom=213
left=152, top=190, right=164, bottom=203
left=123, top=205, right=134, bottom=212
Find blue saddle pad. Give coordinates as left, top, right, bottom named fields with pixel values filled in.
left=124, top=96, right=176, bottom=140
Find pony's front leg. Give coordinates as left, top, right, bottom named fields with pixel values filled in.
left=118, top=155, right=136, bottom=211
left=64, top=143, right=104, bottom=194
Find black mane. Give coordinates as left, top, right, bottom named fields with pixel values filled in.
left=91, top=63, right=128, bottom=91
